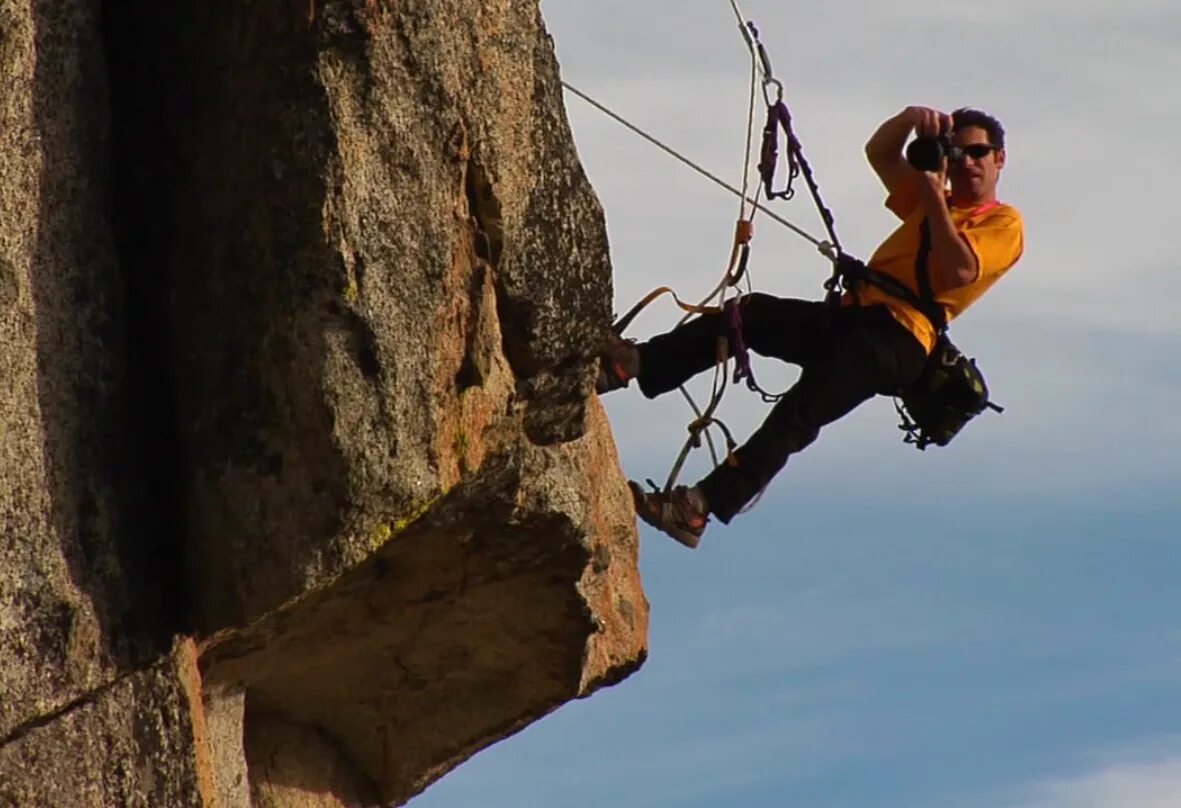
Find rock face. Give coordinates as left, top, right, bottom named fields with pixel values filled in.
left=1, top=0, right=181, bottom=748
left=0, top=1, right=648, bottom=805
left=0, top=641, right=216, bottom=808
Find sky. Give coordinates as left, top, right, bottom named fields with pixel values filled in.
left=413, top=1, right=1181, bottom=806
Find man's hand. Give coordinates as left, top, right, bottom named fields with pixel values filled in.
left=904, top=106, right=953, bottom=139
left=910, top=106, right=952, bottom=187
left=866, top=105, right=953, bottom=214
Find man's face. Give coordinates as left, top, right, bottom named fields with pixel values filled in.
left=948, top=125, right=1005, bottom=200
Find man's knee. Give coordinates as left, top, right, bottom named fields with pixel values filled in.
left=734, top=294, right=825, bottom=360
left=735, top=292, right=783, bottom=322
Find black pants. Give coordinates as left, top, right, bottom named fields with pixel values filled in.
left=636, top=294, right=928, bottom=523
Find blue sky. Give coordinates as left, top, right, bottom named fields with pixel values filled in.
left=414, top=1, right=1181, bottom=806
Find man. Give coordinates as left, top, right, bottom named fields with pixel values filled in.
left=597, top=106, right=1025, bottom=549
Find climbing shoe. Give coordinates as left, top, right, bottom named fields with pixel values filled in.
left=595, top=334, right=640, bottom=394
left=628, top=480, right=708, bottom=549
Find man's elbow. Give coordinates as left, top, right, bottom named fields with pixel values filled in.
left=947, top=264, right=978, bottom=289
left=958, top=268, right=980, bottom=288
left=865, top=140, right=892, bottom=168
left=935, top=259, right=979, bottom=289
left=949, top=237, right=981, bottom=288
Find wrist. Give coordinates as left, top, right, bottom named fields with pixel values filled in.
left=918, top=176, right=947, bottom=205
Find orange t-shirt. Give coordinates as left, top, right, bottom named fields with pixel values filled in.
left=854, top=196, right=1025, bottom=352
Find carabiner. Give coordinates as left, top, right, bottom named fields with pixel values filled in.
left=762, top=77, right=784, bottom=108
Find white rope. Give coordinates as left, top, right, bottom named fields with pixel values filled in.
left=560, top=80, right=824, bottom=249
left=732, top=0, right=761, bottom=225
left=738, top=46, right=759, bottom=223
left=728, top=0, right=745, bottom=27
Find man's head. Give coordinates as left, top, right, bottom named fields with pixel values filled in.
left=948, top=107, right=1006, bottom=204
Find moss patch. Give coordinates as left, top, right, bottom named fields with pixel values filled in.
left=366, top=493, right=445, bottom=552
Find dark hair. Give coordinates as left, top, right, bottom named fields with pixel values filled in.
left=952, top=108, right=1005, bottom=149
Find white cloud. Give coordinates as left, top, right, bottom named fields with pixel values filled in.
left=1007, top=758, right=1181, bottom=808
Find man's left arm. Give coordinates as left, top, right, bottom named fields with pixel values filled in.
left=916, top=172, right=980, bottom=288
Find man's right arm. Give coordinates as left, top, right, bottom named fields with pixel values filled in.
left=865, top=106, right=952, bottom=214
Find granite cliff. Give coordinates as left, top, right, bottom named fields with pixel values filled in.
left=0, top=1, right=647, bottom=804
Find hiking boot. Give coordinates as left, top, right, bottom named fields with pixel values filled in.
left=595, top=333, right=641, bottom=394
left=628, top=480, right=709, bottom=549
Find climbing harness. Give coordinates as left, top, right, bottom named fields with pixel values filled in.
left=828, top=210, right=1005, bottom=449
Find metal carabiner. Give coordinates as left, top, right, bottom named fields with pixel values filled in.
left=762, top=77, right=785, bottom=108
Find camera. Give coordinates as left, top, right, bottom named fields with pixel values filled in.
left=905, top=135, right=964, bottom=172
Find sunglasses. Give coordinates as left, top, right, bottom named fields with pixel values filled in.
left=951, top=143, right=999, bottom=161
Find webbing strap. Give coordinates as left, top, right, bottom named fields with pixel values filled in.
left=727, top=299, right=785, bottom=403
left=612, top=287, right=725, bottom=336
left=613, top=219, right=752, bottom=335
left=759, top=101, right=798, bottom=201
left=830, top=218, right=947, bottom=336
left=913, top=218, right=947, bottom=333
left=759, top=100, right=843, bottom=257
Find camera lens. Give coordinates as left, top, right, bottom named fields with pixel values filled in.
left=905, top=136, right=945, bottom=172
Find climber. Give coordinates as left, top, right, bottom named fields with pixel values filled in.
left=597, top=106, right=1025, bottom=549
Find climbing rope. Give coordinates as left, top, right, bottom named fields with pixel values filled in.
left=729, top=0, right=778, bottom=241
